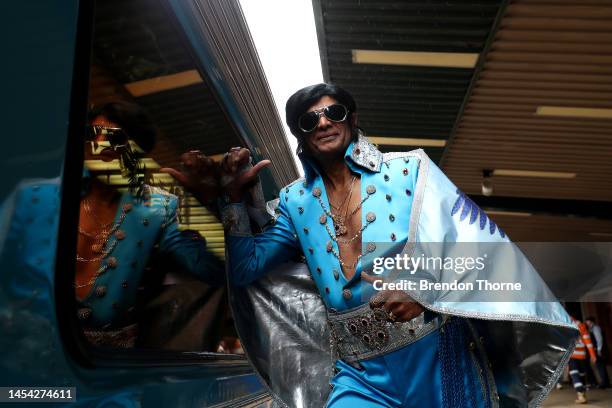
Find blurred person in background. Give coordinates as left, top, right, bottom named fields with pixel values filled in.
left=569, top=315, right=597, bottom=404
left=585, top=316, right=610, bottom=389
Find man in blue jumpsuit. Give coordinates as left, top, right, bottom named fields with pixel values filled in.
left=2, top=101, right=225, bottom=349
left=176, top=83, right=577, bottom=407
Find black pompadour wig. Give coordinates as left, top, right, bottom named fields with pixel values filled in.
left=285, top=83, right=358, bottom=139
left=89, top=101, right=158, bottom=153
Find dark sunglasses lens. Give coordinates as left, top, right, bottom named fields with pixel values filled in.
left=85, top=125, right=97, bottom=141
left=325, top=104, right=347, bottom=122
left=107, top=129, right=128, bottom=145
left=298, top=112, right=319, bottom=132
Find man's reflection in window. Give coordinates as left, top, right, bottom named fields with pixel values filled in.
left=76, top=101, right=225, bottom=349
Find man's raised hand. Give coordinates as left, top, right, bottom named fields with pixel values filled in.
left=361, top=272, right=424, bottom=323
left=160, top=150, right=221, bottom=205
left=160, top=147, right=271, bottom=204
left=220, top=147, right=271, bottom=203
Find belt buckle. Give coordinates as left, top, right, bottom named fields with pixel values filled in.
left=345, top=307, right=390, bottom=351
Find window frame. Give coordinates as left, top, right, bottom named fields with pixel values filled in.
left=55, top=0, right=267, bottom=374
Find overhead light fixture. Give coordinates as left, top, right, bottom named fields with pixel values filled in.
left=178, top=224, right=223, bottom=233
left=536, top=106, right=612, bottom=119
left=125, top=70, right=203, bottom=97
left=178, top=222, right=221, bottom=230
left=194, top=230, right=225, bottom=238
left=200, top=236, right=225, bottom=243
left=352, top=50, right=478, bottom=68
left=94, top=172, right=175, bottom=185
left=175, top=227, right=224, bottom=239
left=96, top=174, right=130, bottom=185
left=485, top=210, right=532, bottom=217
left=150, top=173, right=175, bottom=184
left=492, top=169, right=576, bottom=179
left=84, top=158, right=161, bottom=171
left=182, top=197, right=206, bottom=206
left=178, top=207, right=214, bottom=216
left=178, top=215, right=220, bottom=224
left=368, top=136, right=446, bottom=147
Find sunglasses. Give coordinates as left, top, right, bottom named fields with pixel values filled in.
left=298, top=104, right=348, bottom=133
left=86, top=125, right=129, bottom=154
left=86, top=125, right=129, bottom=145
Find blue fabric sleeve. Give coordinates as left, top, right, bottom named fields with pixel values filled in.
left=225, top=192, right=299, bottom=286
left=158, top=196, right=226, bottom=286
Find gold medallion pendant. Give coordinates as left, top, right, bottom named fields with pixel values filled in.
left=332, top=214, right=348, bottom=236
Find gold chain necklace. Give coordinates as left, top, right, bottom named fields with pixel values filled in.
left=314, top=192, right=372, bottom=271
left=328, top=176, right=356, bottom=211
left=77, top=198, right=117, bottom=258
left=75, top=203, right=128, bottom=264
left=327, top=176, right=357, bottom=236
left=81, top=197, right=115, bottom=230
left=74, top=207, right=128, bottom=289
left=335, top=183, right=354, bottom=236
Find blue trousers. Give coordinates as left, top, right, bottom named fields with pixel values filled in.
left=326, top=329, right=487, bottom=407
left=569, top=359, right=588, bottom=393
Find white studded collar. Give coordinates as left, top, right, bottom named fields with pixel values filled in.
left=298, top=131, right=382, bottom=183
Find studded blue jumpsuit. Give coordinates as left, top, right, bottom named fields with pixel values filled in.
left=223, top=136, right=492, bottom=407
left=3, top=180, right=224, bottom=329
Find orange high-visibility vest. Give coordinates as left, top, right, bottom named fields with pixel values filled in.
left=572, top=319, right=597, bottom=360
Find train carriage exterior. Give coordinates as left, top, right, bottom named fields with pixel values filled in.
left=0, top=0, right=296, bottom=406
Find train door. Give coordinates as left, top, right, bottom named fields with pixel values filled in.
left=0, top=0, right=296, bottom=406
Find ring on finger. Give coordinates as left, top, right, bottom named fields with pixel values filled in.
left=369, top=295, right=384, bottom=308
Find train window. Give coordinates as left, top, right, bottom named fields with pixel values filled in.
left=72, top=0, right=245, bottom=354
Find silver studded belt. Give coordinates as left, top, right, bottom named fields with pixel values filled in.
left=327, top=304, right=440, bottom=363
left=83, top=323, right=138, bottom=349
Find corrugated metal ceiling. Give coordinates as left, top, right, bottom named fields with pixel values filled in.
left=92, top=0, right=242, bottom=168
left=89, top=0, right=301, bottom=256
left=444, top=0, right=612, bottom=201
left=443, top=0, right=612, bottom=240
left=314, top=0, right=505, bottom=164
left=314, top=0, right=612, bottom=241
left=88, top=0, right=303, bottom=256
